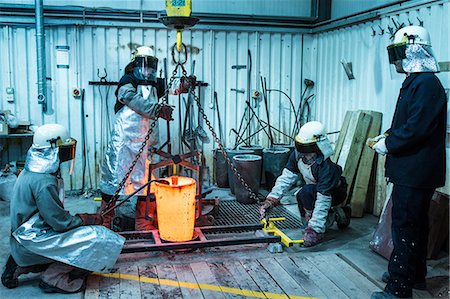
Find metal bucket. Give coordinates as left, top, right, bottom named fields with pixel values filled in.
left=233, top=154, right=262, bottom=204
left=154, top=176, right=196, bottom=242
left=238, top=144, right=264, bottom=184
left=263, top=147, right=291, bottom=189
left=213, top=149, right=229, bottom=188
left=225, top=149, right=253, bottom=194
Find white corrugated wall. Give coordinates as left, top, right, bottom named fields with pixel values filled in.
left=0, top=26, right=305, bottom=190
left=308, top=0, right=450, bottom=144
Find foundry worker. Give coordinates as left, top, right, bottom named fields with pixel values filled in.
left=369, top=25, right=446, bottom=299
left=259, top=121, right=350, bottom=247
left=99, top=46, right=194, bottom=231
left=1, top=124, right=125, bottom=293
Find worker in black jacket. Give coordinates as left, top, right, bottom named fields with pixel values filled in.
left=369, top=25, right=447, bottom=299
left=259, top=121, right=350, bottom=247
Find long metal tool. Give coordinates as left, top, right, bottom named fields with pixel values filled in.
left=261, top=76, right=274, bottom=146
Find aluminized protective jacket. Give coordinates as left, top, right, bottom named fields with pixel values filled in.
left=11, top=145, right=125, bottom=272
left=99, top=80, right=160, bottom=196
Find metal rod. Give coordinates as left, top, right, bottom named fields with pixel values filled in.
left=35, top=0, right=47, bottom=112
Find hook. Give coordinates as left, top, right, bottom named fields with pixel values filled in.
left=408, top=18, right=413, bottom=26
left=417, top=17, right=424, bottom=26
left=97, top=68, right=107, bottom=82
left=371, top=26, right=376, bottom=37
left=378, top=25, right=385, bottom=35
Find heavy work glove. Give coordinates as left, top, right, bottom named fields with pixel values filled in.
left=259, top=196, right=280, bottom=220
left=157, top=104, right=174, bottom=121
left=180, top=75, right=197, bottom=92
left=373, top=138, right=388, bottom=155
left=77, top=213, right=103, bottom=226
left=366, top=134, right=386, bottom=148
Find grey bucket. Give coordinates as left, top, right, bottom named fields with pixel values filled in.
left=226, top=149, right=253, bottom=194
left=263, top=147, right=291, bottom=189
left=233, top=154, right=262, bottom=204
left=213, top=149, right=229, bottom=187
left=238, top=144, right=264, bottom=184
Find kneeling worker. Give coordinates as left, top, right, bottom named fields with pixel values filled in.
left=1, top=124, right=125, bottom=293
left=259, top=121, right=350, bottom=247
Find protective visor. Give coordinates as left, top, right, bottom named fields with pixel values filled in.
left=387, top=44, right=407, bottom=64
left=59, top=138, right=77, bottom=175
left=295, top=141, right=319, bottom=154
left=133, top=56, right=158, bottom=82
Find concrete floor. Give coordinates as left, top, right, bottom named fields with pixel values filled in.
left=0, top=190, right=448, bottom=298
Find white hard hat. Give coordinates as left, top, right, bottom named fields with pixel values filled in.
left=294, top=121, right=326, bottom=153
left=33, top=124, right=70, bottom=148
left=392, top=25, right=431, bottom=46
left=33, top=123, right=77, bottom=162
left=132, top=46, right=154, bottom=60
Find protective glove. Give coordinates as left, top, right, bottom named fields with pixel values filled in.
left=366, top=134, right=386, bottom=148
left=259, top=196, right=280, bottom=220
left=180, top=75, right=197, bottom=92
left=157, top=104, right=174, bottom=121
left=373, top=138, right=388, bottom=155
left=77, top=213, right=103, bottom=226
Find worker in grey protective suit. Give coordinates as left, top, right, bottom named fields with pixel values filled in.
left=369, top=25, right=446, bottom=299
left=259, top=121, right=350, bottom=247
left=1, top=124, right=125, bottom=293
left=99, top=46, right=194, bottom=231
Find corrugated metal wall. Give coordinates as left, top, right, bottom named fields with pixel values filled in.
left=309, top=0, right=450, bottom=144
left=0, top=26, right=305, bottom=190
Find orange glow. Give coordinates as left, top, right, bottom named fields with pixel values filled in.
left=154, top=176, right=196, bottom=242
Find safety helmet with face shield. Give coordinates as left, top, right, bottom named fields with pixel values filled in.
left=131, top=46, right=158, bottom=82
left=294, top=121, right=325, bottom=154
left=33, top=124, right=77, bottom=162
left=387, top=25, right=439, bottom=73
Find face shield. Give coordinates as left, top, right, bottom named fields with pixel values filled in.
left=387, top=43, right=439, bottom=74
left=133, top=56, right=158, bottom=82
left=59, top=138, right=77, bottom=175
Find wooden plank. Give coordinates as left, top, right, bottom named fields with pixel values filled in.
left=84, top=274, right=100, bottom=299
left=350, top=111, right=382, bottom=217
left=138, top=265, right=163, bottom=299
left=190, top=261, right=226, bottom=299
left=373, top=155, right=387, bottom=216
left=221, top=261, right=263, bottom=298
left=208, top=262, right=246, bottom=299
left=172, top=264, right=205, bottom=299
left=336, top=251, right=387, bottom=287
left=332, top=110, right=353, bottom=163
left=119, top=265, right=141, bottom=299
left=155, top=264, right=183, bottom=299
left=290, top=256, right=350, bottom=299
left=303, top=254, right=377, bottom=298
left=340, top=112, right=372, bottom=205
left=337, top=111, right=361, bottom=169
left=257, top=258, right=310, bottom=298
left=239, top=259, right=285, bottom=296
left=274, top=256, right=332, bottom=299
left=99, top=268, right=120, bottom=299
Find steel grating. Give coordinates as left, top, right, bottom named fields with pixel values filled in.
left=213, top=200, right=303, bottom=230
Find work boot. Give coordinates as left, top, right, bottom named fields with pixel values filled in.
left=381, top=272, right=427, bottom=290
left=334, top=205, right=351, bottom=229
left=302, top=226, right=324, bottom=247
left=1, top=255, right=19, bottom=289
left=371, top=291, right=411, bottom=299
left=1, top=255, right=49, bottom=289
left=39, top=263, right=86, bottom=294
left=100, top=199, right=115, bottom=229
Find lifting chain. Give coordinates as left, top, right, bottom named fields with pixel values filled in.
left=179, top=67, right=263, bottom=202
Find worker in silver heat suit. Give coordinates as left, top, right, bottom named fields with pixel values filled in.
left=259, top=121, right=350, bottom=247
left=1, top=124, right=125, bottom=294
left=99, top=46, right=193, bottom=231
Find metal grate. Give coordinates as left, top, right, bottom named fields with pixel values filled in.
left=214, top=200, right=303, bottom=230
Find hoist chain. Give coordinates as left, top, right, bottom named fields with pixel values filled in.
left=180, top=67, right=262, bottom=202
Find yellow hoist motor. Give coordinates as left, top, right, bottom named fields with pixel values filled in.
left=165, top=0, right=193, bottom=52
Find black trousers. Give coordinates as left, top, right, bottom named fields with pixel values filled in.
left=386, top=184, right=434, bottom=298
left=296, top=181, right=347, bottom=215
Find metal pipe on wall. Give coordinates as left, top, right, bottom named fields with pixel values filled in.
left=35, top=0, right=47, bottom=112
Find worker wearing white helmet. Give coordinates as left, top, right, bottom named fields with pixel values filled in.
left=369, top=25, right=446, bottom=299
left=99, top=46, right=194, bottom=231
left=1, top=124, right=124, bottom=293
left=260, top=121, right=350, bottom=247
